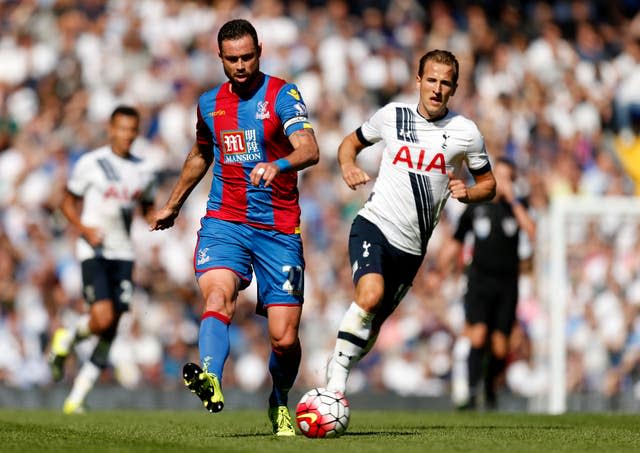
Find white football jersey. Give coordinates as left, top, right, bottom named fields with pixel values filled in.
left=67, top=145, right=156, bottom=261
left=357, top=102, right=491, bottom=256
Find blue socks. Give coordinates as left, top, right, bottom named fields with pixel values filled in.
left=268, top=341, right=301, bottom=407
left=199, top=312, right=231, bottom=379
left=199, top=310, right=301, bottom=407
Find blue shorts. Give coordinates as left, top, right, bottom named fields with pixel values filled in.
left=194, top=217, right=305, bottom=314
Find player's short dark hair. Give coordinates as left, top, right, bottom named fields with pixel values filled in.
left=110, top=105, right=139, bottom=123
left=418, top=50, right=459, bottom=86
left=217, top=19, right=259, bottom=51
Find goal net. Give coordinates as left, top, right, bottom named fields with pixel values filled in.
left=535, top=196, right=640, bottom=413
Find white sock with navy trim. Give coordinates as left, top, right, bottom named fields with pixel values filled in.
left=326, top=302, right=374, bottom=393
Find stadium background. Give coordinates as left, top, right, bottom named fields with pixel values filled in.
left=0, top=0, right=639, bottom=412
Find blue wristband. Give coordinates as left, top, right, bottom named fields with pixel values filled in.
left=274, top=158, right=293, bottom=172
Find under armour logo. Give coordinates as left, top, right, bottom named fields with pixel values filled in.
left=399, top=129, right=411, bottom=139
left=362, top=241, right=371, bottom=257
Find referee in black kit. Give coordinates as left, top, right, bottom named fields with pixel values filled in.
left=440, top=157, right=536, bottom=410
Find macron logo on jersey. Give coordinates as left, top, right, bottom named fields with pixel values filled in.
left=392, top=145, right=446, bottom=174
left=222, top=129, right=262, bottom=163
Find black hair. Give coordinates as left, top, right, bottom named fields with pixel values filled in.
left=110, top=105, right=139, bottom=123
left=418, top=49, right=459, bottom=86
left=217, top=19, right=259, bottom=52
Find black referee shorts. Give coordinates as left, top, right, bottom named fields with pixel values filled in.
left=464, top=266, right=518, bottom=335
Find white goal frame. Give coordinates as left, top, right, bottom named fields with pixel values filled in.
left=540, top=195, right=640, bottom=414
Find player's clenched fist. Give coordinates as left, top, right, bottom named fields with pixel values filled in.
left=447, top=171, right=470, bottom=202
left=150, top=206, right=179, bottom=231
left=341, top=163, right=371, bottom=190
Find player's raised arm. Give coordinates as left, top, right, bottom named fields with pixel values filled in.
left=337, top=131, right=371, bottom=190
left=150, top=141, right=213, bottom=231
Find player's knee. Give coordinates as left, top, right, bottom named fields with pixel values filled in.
left=270, top=333, right=299, bottom=353
left=354, top=274, right=384, bottom=312
left=89, top=309, right=118, bottom=334
left=204, top=287, right=232, bottom=315
left=491, top=333, right=508, bottom=358
left=271, top=328, right=298, bottom=349
left=89, top=315, right=115, bottom=335
left=468, top=325, right=488, bottom=348
left=492, top=347, right=507, bottom=360
left=355, top=288, right=383, bottom=313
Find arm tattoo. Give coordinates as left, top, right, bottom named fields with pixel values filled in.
left=291, top=129, right=315, bottom=139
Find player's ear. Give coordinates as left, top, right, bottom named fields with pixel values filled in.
left=257, top=43, right=262, bottom=58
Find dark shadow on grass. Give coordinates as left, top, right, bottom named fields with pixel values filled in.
left=344, top=431, right=426, bottom=436
left=216, top=431, right=420, bottom=438
left=218, top=431, right=422, bottom=438
left=216, top=433, right=275, bottom=438
left=430, top=425, right=573, bottom=430
left=190, top=424, right=575, bottom=439
left=345, top=425, right=572, bottom=436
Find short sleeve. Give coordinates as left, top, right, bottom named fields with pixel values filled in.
left=275, top=84, right=313, bottom=136
left=465, top=123, right=491, bottom=175
left=196, top=104, right=213, bottom=146
left=66, top=155, right=92, bottom=196
left=358, top=106, right=387, bottom=145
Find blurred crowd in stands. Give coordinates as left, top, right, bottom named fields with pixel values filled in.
left=1, top=0, right=640, bottom=406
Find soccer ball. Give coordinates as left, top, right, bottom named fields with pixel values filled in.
left=295, top=387, right=350, bottom=438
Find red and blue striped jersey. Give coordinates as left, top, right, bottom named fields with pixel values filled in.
left=196, top=73, right=312, bottom=234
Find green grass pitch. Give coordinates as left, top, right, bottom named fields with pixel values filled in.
left=0, top=409, right=639, bottom=452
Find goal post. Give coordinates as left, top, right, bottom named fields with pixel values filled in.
left=539, top=195, right=640, bottom=414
